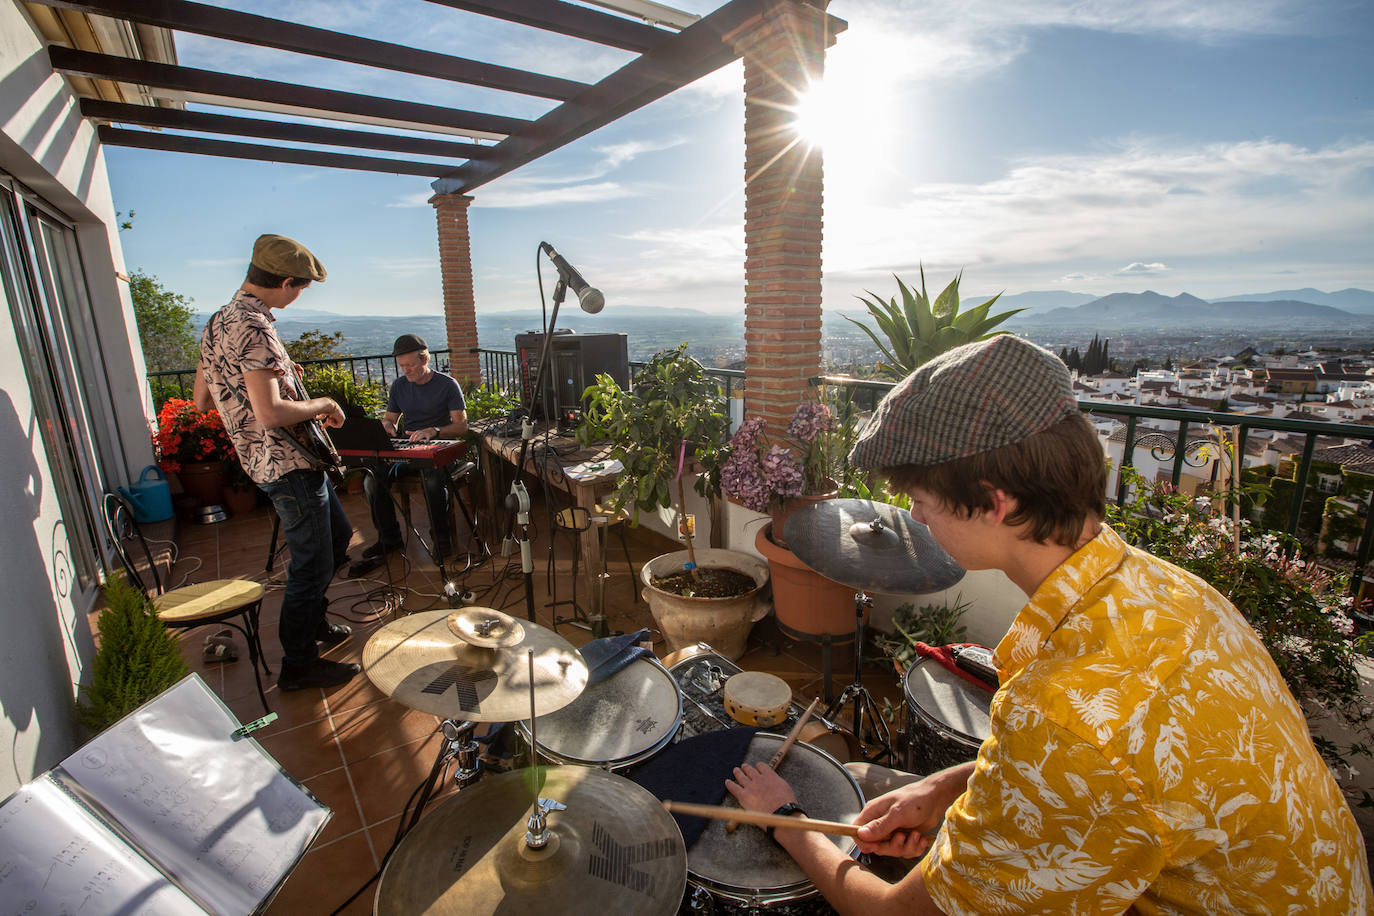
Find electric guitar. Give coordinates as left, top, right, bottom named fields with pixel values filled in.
left=282, top=371, right=343, bottom=473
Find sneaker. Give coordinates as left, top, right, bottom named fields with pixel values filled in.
left=362, top=541, right=402, bottom=561
left=316, top=621, right=352, bottom=647
left=278, top=659, right=361, bottom=691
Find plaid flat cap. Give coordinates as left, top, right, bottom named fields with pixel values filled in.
left=849, top=334, right=1079, bottom=469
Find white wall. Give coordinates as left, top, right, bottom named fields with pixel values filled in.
left=0, top=0, right=150, bottom=796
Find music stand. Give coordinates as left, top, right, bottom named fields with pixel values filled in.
left=784, top=499, right=965, bottom=764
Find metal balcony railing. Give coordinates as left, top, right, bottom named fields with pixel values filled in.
left=147, top=349, right=458, bottom=402
left=809, top=374, right=1374, bottom=589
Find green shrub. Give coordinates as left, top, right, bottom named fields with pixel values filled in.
left=76, top=574, right=189, bottom=734
left=304, top=365, right=387, bottom=418
left=874, top=597, right=970, bottom=672
left=465, top=382, right=521, bottom=420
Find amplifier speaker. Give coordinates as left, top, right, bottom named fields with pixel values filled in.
left=515, top=330, right=629, bottom=425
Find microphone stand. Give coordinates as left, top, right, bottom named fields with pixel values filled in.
left=506, top=272, right=572, bottom=624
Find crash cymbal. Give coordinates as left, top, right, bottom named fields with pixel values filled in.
left=447, top=606, right=525, bottom=647
left=376, top=766, right=686, bottom=916
left=363, top=609, right=587, bottom=721
left=784, top=499, right=965, bottom=594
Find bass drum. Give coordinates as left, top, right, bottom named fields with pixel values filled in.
left=684, top=733, right=863, bottom=914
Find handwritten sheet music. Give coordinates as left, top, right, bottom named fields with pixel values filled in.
left=54, top=676, right=328, bottom=914
left=0, top=778, right=208, bottom=914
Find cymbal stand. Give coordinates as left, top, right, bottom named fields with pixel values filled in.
left=405, top=719, right=482, bottom=833
left=822, top=590, right=893, bottom=763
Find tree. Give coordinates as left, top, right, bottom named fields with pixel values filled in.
left=129, top=270, right=197, bottom=374
left=286, top=329, right=347, bottom=362
left=846, top=267, right=1025, bottom=379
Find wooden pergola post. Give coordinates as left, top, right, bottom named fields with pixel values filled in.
left=430, top=191, right=482, bottom=388
left=727, top=0, right=837, bottom=439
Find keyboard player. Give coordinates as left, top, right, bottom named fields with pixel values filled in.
left=358, top=334, right=468, bottom=570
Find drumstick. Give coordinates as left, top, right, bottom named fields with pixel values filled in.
left=726, top=698, right=819, bottom=833
left=665, top=800, right=859, bottom=838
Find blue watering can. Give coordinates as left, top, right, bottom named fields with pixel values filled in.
left=118, top=465, right=174, bottom=523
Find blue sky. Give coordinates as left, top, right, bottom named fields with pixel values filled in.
left=107, top=0, right=1374, bottom=318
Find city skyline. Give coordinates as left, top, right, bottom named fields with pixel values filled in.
left=107, top=0, right=1374, bottom=317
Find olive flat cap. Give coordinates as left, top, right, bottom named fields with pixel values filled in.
left=251, top=233, right=326, bottom=281
left=849, top=334, right=1079, bottom=469
left=392, top=333, right=428, bottom=356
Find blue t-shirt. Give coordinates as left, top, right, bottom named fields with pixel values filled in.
left=388, top=372, right=466, bottom=432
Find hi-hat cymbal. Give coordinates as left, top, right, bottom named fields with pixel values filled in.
left=363, top=609, right=588, bottom=721
left=784, top=499, right=965, bottom=594
left=376, top=766, right=686, bottom=916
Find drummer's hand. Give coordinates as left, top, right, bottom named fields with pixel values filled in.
left=725, top=762, right=795, bottom=814
left=854, top=783, right=940, bottom=859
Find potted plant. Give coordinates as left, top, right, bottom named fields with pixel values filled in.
left=579, top=344, right=768, bottom=659
left=303, top=365, right=387, bottom=419
left=721, top=400, right=859, bottom=638
left=153, top=398, right=235, bottom=508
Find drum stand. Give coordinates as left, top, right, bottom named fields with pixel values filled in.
left=822, top=590, right=893, bottom=764
left=406, top=719, right=484, bottom=833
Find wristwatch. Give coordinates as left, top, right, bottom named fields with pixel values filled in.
left=431, top=427, right=442, bottom=438
left=766, top=802, right=807, bottom=845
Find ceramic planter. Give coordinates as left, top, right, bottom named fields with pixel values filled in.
left=640, top=548, right=770, bottom=661
left=755, top=522, right=857, bottom=637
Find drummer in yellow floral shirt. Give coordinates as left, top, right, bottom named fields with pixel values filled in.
left=726, top=334, right=1371, bottom=915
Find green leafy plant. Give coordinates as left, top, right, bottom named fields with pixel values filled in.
left=848, top=267, right=1024, bottom=379
left=875, top=597, right=971, bottom=673
left=465, top=382, right=522, bottom=420
left=130, top=269, right=197, bottom=375
left=1108, top=465, right=1373, bottom=801
left=304, top=366, right=387, bottom=418
left=76, top=574, right=189, bottom=734
left=578, top=343, right=730, bottom=578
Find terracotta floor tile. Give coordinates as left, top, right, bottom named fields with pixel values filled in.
left=331, top=699, right=443, bottom=764
left=256, top=715, right=346, bottom=782
left=347, top=732, right=448, bottom=828
left=301, top=765, right=364, bottom=848
left=265, top=828, right=377, bottom=916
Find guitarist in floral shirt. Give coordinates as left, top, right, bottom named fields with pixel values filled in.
left=726, top=335, right=1371, bottom=914
left=195, top=234, right=359, bottom=691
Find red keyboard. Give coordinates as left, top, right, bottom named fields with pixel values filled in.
left=337, top=438, right=467, bottom=468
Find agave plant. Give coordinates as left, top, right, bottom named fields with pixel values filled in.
left=847, top=266, right=1025, bottom=379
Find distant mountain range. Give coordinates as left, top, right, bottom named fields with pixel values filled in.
left=999, top=288, right=1374, bottom=329
left=196, top=287, right=1374, bottom=351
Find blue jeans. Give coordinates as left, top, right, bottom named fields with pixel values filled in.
left=364, top=463, right=457, bottom=553
left=260, top=470, right=352, bottom=667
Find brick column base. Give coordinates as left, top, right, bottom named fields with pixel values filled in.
left=430, top=192, right=481, bottom=388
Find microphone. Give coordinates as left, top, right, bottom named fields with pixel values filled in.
left=539, top=242, right=605, bottom=313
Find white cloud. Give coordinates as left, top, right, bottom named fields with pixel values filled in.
left=473, top=181, right=635, bottom=208
left=1117, top=262, right=1170, bottom=276
left=370, top=255, right=437, bottom=277
left=818, top=138, right=1374, bottom=294
left=388, top=191, right=433, bottom=208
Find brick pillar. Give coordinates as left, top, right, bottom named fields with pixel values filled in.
left=727, top=1, right=835, bottom=439
left=430, top=191, right=482, bottom=388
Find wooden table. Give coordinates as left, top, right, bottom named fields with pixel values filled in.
left=473, top=420, right=621, bottom=591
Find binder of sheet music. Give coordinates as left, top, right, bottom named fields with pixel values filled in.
left=0, top=674, right=330, bottom=914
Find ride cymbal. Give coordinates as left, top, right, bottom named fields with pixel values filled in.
left=376, top=767, right=686, bottom=916
left=784, top=499, right=964, bottom=594
left=363, top=609, right=588, bottom=720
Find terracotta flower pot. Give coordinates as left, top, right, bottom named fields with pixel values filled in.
left=177, top=460, right=225, bottom=507
left=223, top=486, right=257, bottom=516
left=770, top=478, right=838, bottom=549
left=755, top=522, right=857, bottom=637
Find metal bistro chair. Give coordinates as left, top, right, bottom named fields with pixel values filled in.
left=102, top=492, right=271, bottom=712
left=536, top=449, right=637, bottom=633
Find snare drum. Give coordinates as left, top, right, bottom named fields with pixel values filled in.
left=686, top=733, right=863, bottom=914
left=902, top=657, right=993, bottom=775
left=520, top=656, right=682, bottom=770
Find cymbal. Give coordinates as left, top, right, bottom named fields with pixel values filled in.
left=784, top=499, right=965, bottom=594
left=363, top=609, right=588, bottom=721
left=447, top=606, right=525, bottom=648
left=376, top=767, right=686, bottom=916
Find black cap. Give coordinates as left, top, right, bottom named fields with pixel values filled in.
left=392, top=334, right=427, bottom=356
